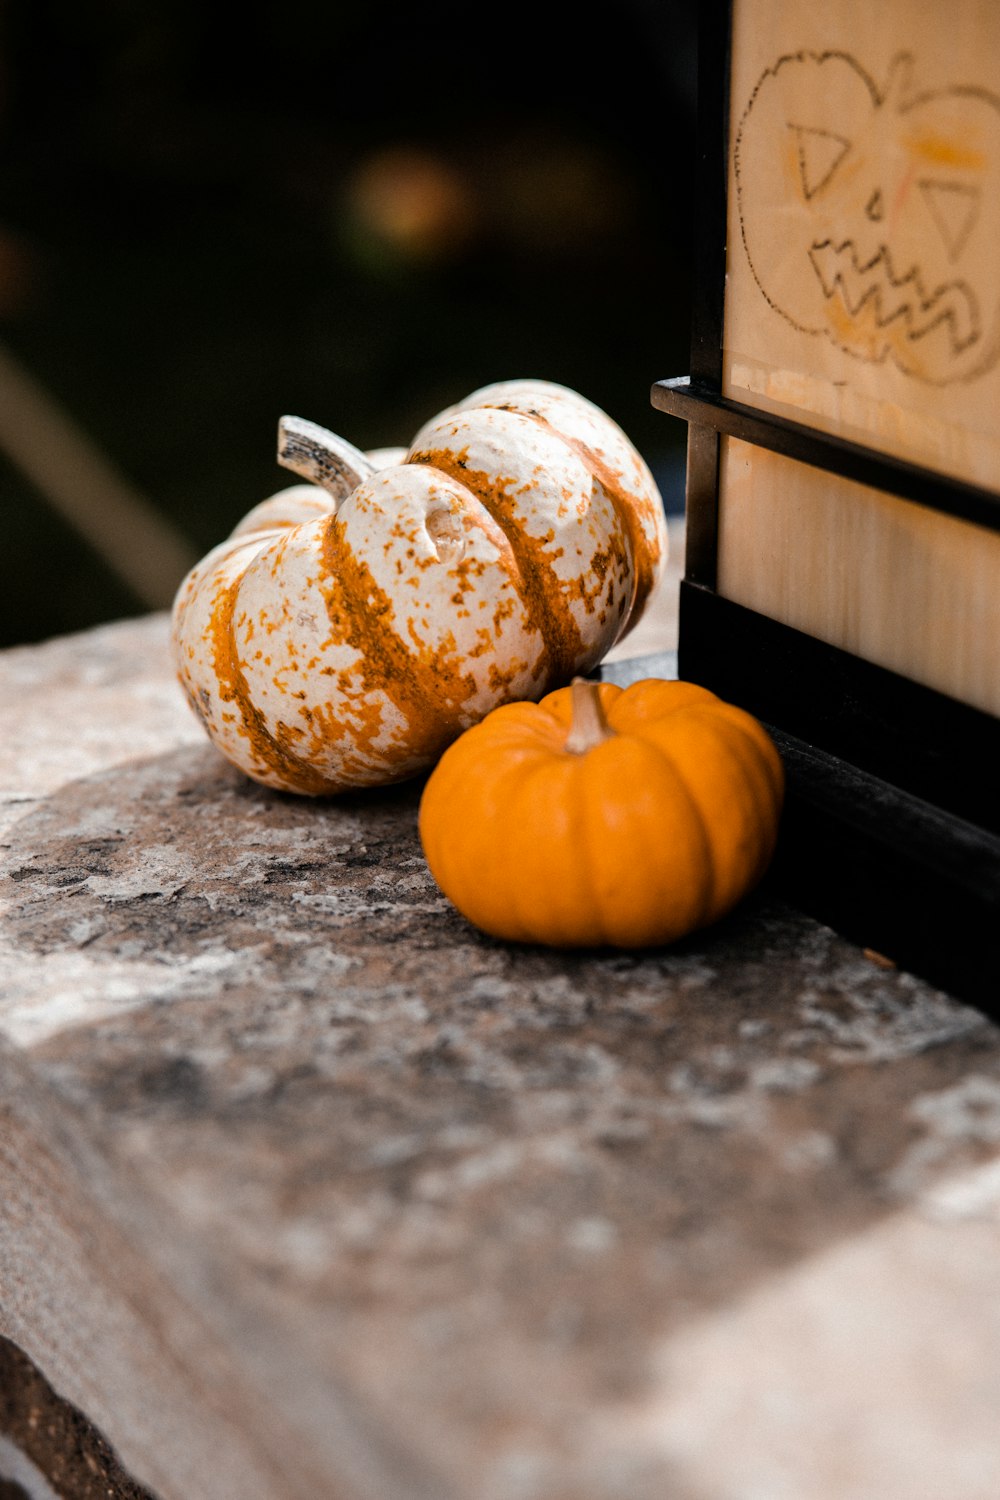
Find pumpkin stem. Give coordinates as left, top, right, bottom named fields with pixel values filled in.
left=564, top=677, right=615, bottom=754
left=277, top=416, right=376, bottom=505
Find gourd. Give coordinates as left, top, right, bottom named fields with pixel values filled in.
left=171, top=380, right=667, bottom=795
left=736, top=50, right=1000, bottom=383
left=418, top=677, right=784, bottom=947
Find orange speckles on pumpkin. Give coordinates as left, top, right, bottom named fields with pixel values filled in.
left=481, top=409, right=658, bottom=627
left=564, top=541, right=616, bottom=617
left=300, top=698, right=354, bottom=755
left=465, top=628, right=496, bottom=659
left=414, top=446, right=586, bottom=686
left=320, top=516, right=476, bottom=759
left=492, top=594, right=516, bottom=629
left=487, top=658, right=528, bottom=694
left=278, top=717, right=307, bottom=744
left=206, top=578, right=331, bottom=794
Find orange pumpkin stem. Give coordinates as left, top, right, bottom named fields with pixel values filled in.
left=564, top=677, right=615, bottom=755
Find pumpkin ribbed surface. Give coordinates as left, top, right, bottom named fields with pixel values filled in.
left=418, top=678, right=785, bottom=948
left=171, top=380, right=667, bottom=794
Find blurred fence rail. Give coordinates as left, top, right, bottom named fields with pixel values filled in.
left=0, top=342, right=197, bottom=609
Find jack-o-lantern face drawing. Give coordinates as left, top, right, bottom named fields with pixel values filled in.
left=735, top=51, right=1000, bottom=384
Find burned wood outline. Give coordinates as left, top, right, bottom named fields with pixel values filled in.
left=734, top=49, right=1000, bottom=383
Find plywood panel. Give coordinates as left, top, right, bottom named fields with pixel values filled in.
left=719, top=0, right=1000, bottom=709
left=717, top=437, right=1000, bottom=714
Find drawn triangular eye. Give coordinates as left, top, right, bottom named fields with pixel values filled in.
left=789, top=124, right=852, bottom=199
left=919, top=179, right=980, bottom=261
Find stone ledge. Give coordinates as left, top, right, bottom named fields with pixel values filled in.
left=2, top=604, right=1000, bottom=1500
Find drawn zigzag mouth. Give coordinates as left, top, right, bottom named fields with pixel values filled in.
left=808, top=240, right=980, bottom=355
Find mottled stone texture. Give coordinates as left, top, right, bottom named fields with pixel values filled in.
left=2, top=612, right=1000, bottom=1500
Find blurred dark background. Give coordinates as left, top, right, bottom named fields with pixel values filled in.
left=0, top=0, right=697, bottom=648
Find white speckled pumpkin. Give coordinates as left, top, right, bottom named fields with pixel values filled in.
left=171, top=379, right=667, bottom=794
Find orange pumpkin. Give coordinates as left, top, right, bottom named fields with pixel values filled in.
left=418, top=677, right=784, bottom=947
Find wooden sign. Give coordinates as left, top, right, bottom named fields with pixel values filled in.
left=720, top=0, right=1000, bottom=714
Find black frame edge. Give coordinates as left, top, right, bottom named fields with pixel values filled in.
left=770, top=727, right=1000, bottom=1010
left=679, top=580, right=1000, bottom=834
left=653, top=378, right=1000, bottom=532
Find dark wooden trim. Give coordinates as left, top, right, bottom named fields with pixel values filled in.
left=682, top=425, right=721, bottom=584
left=679, top=581, right=1000, bottom=834
left=769, top=726, right=1000, bottom=1011
left=676, top=0, right=733, bottom=590
left=689, top=0, right=731, bottom=386
left=653, top=378, right=1000, bottom=532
